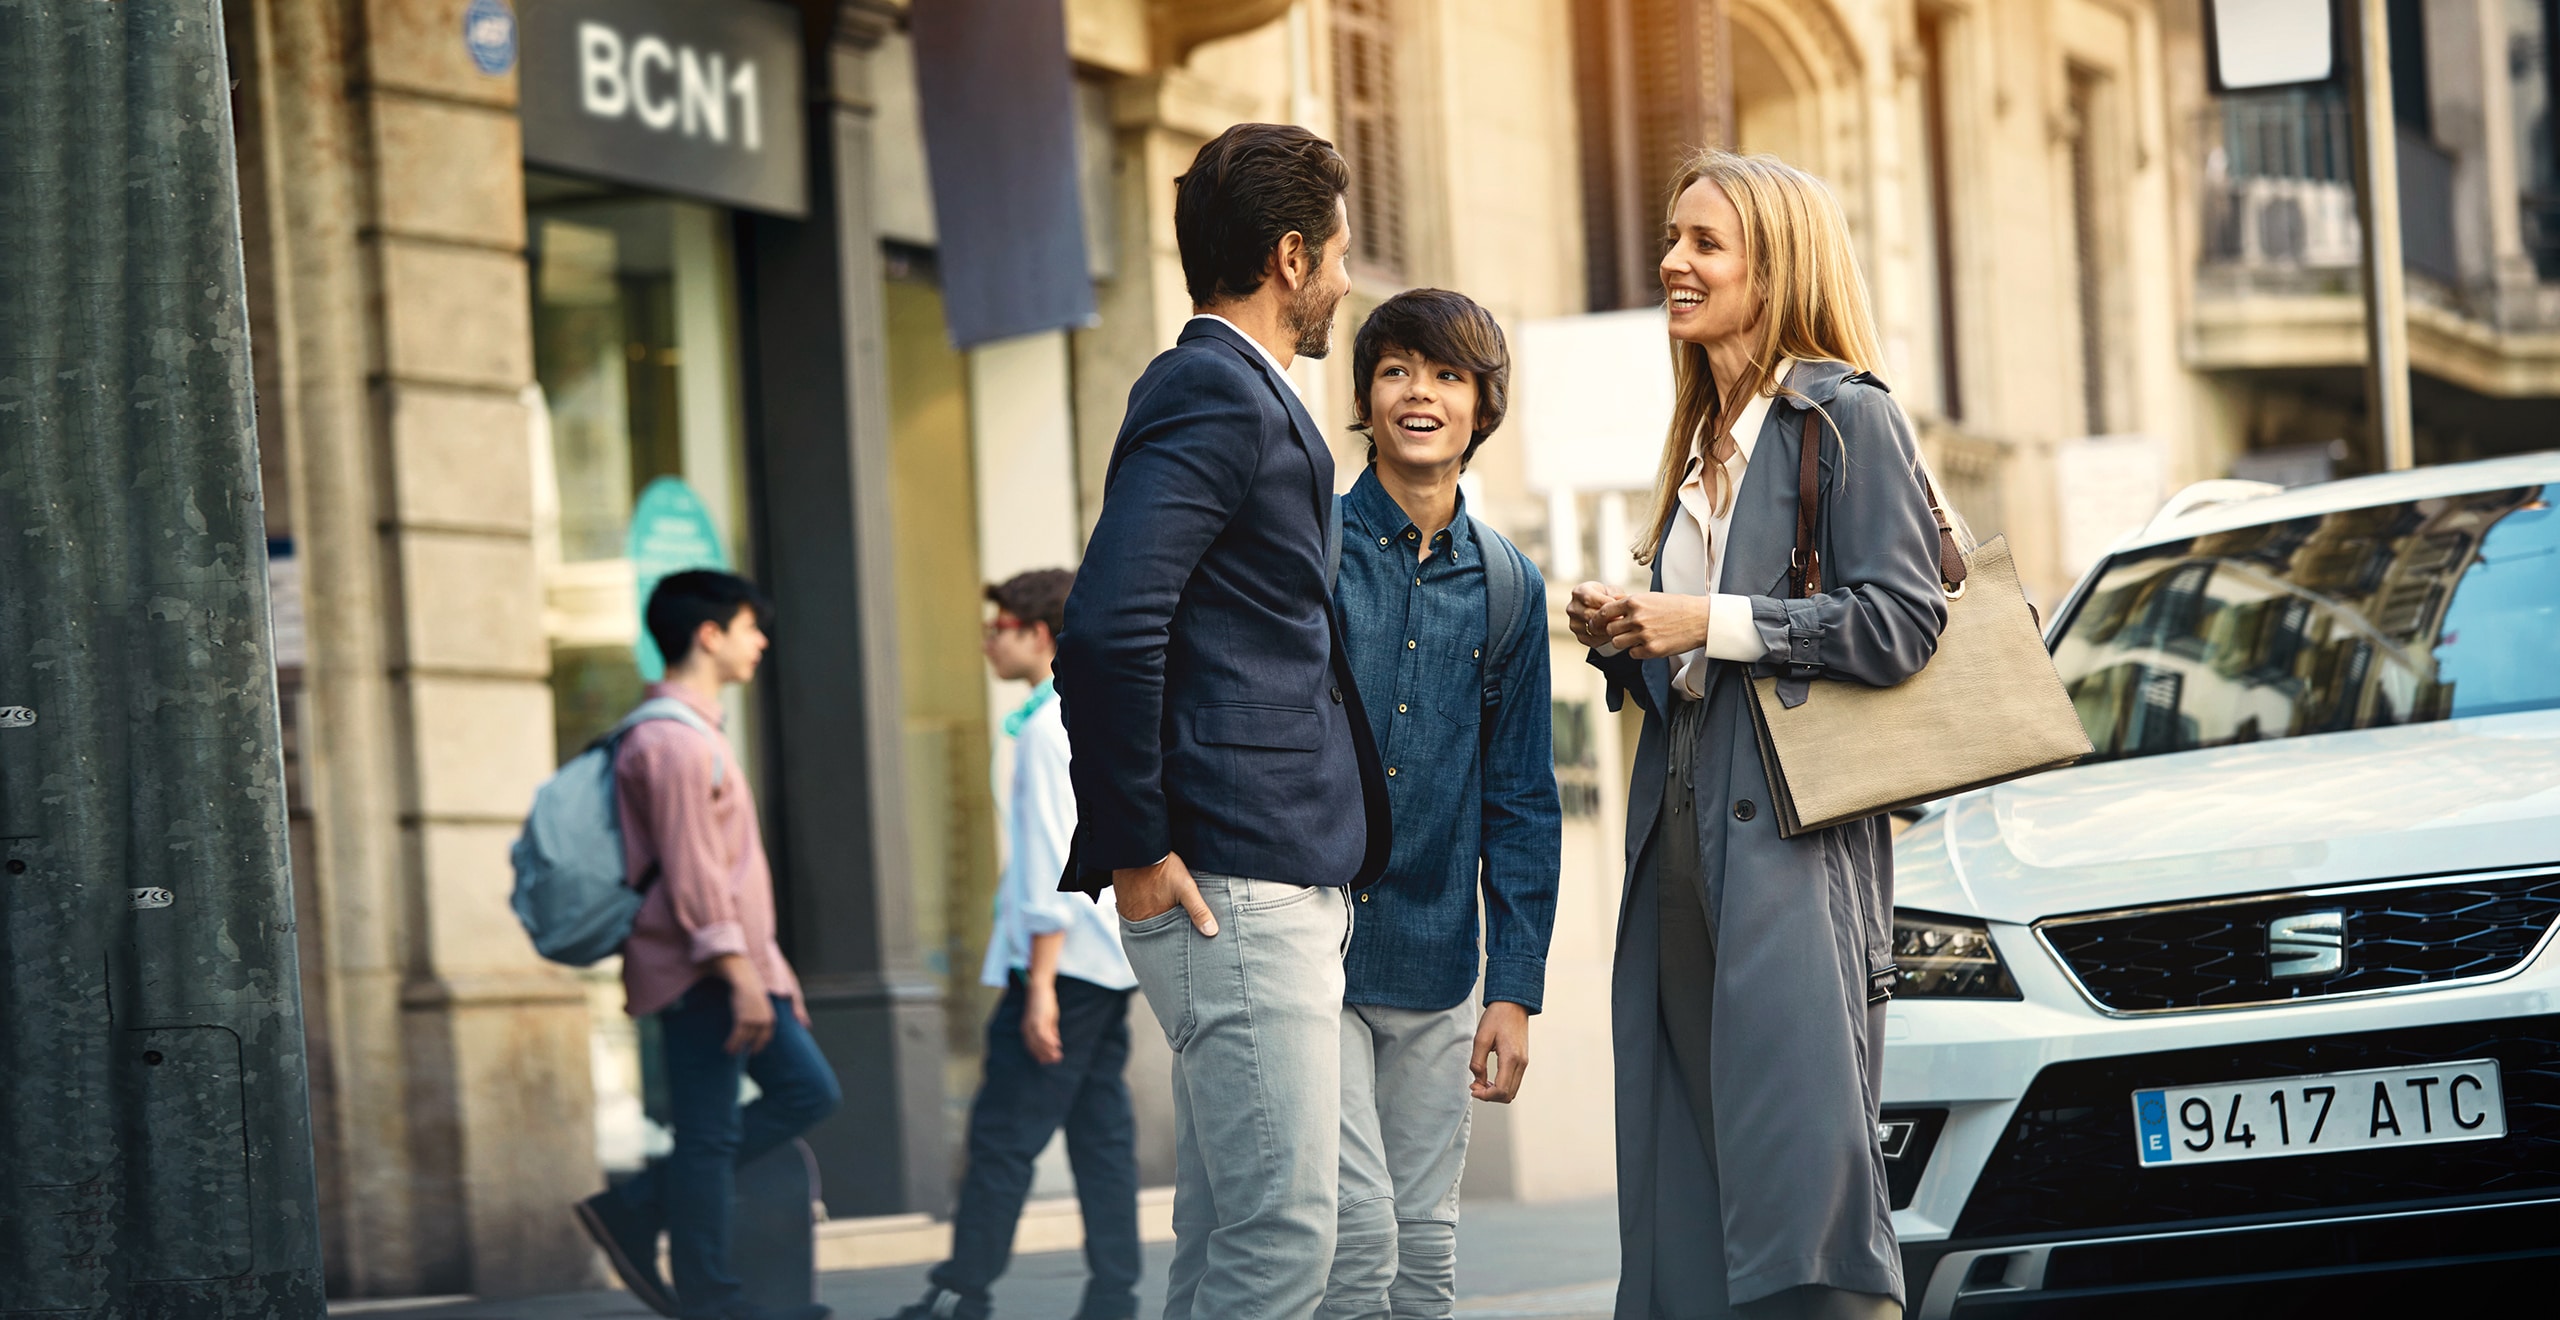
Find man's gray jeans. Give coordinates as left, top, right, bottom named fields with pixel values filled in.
left=1318, top=998, right=1477, bottom=1320
left=1120, top=875, right=1351, bottom=1320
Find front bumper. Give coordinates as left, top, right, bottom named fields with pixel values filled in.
left=1883, top=919, right=2560, bottom=1318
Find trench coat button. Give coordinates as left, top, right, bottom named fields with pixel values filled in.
left=1331, top=686, right=1344, bottom=704
left=1733, top=799, right=1757, bottom=822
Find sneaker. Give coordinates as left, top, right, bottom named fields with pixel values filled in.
left=573, top=1189, right=675, bottom=1318
left=880, top=1287, right=990, bottom=1320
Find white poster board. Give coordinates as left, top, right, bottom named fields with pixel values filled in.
left=1516, top=308, right=1677, bottom=494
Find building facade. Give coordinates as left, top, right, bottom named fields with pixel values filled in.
left=216, top=0, right=2558, bottom=1299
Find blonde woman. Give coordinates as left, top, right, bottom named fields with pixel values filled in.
left=1566, top=152, right=1949, bottom=1320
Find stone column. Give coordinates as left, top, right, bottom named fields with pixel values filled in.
left=248, top=0, right=597, bottom=1296
left=738, top=0, right=952, bottom=1218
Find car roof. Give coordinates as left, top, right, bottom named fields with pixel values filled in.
left=2122, top=449, right=2560, bottom=550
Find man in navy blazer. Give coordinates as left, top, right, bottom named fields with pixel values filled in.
left=1055, top=123, right=1390, bottom=1320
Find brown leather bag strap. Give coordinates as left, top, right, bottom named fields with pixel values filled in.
left=1920, top=472, right=1969, bottom=593
left=1792, top=405, right=1972, bottom=598
left=1791, top=410, right=1822, bottom=598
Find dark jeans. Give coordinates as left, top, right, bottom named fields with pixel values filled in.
left=615, top=978, right=842, bottom=1319
left=930, top=973, right=1141, bottom=1319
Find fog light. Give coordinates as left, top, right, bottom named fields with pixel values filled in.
left=1894, top=911, right=2020, bottom=999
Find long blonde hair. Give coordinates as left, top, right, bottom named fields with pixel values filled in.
left=1633, top=151, right=1891, bottom=565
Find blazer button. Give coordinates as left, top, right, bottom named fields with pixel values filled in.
left=1733, top=799, right=1757, bottom=822
left=1331, top=686, right=1344, bottom=704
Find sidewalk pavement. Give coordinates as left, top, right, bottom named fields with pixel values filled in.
left=326, top=1195, right=1618, bottom=1320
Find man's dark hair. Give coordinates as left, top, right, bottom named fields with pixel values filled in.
left=984, top=567, right=1075, bottom=642
left=1174, top=123, right=1351, bottom=306
left=1350, top=289, right=1513, bottom=466
left=646, top=570, right=773, bottom=667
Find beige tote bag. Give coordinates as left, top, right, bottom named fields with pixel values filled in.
left=1745, top=413, right=2092, bottom=837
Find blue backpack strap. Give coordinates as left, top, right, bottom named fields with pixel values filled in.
left=614, top=697, right=726, bottom=790
left=1326, top=491, right=1345, bottom=592
left=1469, top=512, right=1533, bottom=722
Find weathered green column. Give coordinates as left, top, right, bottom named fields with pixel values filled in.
left=0, top=0, right=327, bottom=1312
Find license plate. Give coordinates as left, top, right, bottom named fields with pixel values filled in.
left=2132, top=1059, right=2506, bottom=1167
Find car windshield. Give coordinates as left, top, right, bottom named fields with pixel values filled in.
left=2051, top=480, right=2560, bottom=763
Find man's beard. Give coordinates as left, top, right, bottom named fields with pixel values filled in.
left=1285, top=278, right=1342, bottom=359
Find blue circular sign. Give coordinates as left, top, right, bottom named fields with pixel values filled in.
left=463, top=0, right=516, bottom=76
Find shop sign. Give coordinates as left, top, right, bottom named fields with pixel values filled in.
left=519, top=0, right=807, bottom=217
left=627, top=477, right=731, bottom=682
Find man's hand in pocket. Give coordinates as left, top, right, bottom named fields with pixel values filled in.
left=1112, top=852, right=1218, bottom=937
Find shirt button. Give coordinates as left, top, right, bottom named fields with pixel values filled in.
left=1733, top=799, right=1757, bottom=822
left=1414, top=577, right=1421, bottom=586
left=1407, top=640, right=1416, bottom=649
left=1473, top=648, right=1481, bottom=658
left=1360, top=892, right=1371, bottom=903
left=1378, top=537, right=1389, bottom=547
left=1406, top=530, right=1418, bottom=540
left=1397, top=703, right=1407, bottom=713
left=1387, top=767, right=1398, bottom=776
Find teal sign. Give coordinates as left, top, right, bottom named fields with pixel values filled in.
left=628, top=476, right=729, bottom=680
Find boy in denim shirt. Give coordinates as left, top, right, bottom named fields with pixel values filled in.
left=1323, top=291, right=1561, bottom=1318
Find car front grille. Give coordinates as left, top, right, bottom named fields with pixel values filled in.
left=1953, top=1015, right=2560, bottom=1240
left=2036, top=868, right=2560, bottom=1013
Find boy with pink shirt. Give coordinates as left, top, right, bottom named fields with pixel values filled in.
left=574, top=570, right=838, bottom=1320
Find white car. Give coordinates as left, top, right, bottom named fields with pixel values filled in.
left=1882, top=452, right=2560, bottom=1318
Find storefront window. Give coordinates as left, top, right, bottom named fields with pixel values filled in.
left=528, top=175, right=757, bottom=1173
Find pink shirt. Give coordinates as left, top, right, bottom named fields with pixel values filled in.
left=613, top=682, right=802, bottom=1018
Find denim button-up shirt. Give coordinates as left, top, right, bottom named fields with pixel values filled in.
left=1335, top=469, right=1561, bottom=1012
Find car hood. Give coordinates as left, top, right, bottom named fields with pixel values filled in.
left=1894, top=709, right=2560, bottom=924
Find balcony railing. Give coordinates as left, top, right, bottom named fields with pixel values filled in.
left=2196, top=92, right=2458, bottom=291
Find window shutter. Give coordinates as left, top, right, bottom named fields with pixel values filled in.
left=1333, top=0, right=1404, bottom=276
left=1569, top=0, right=1732, bottom=310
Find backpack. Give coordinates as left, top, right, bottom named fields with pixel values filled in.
left=1328, top=496, right=1538, bottom=727
left=509, top=697, right=724, bottom=967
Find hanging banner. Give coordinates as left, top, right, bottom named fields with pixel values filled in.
left=911, top=0, right=1097, bottom=347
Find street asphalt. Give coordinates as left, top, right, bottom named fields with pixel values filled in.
left=326, top=1195, right=1619, bottom=1320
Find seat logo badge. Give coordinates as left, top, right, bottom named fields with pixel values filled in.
left=2268, top=910, right=2347, bottom=980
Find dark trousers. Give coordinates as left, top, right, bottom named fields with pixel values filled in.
left=615, top=979, right=843, bottom=1319
left=930, top=973, right=1142, bottom=1319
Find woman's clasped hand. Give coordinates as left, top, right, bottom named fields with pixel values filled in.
left=1567, top=581, right=1715, bottom=660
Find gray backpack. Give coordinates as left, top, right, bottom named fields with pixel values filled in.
left=509, top=697, right=724, bottom=967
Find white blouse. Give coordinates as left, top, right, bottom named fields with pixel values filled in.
left=1637, top=359, right=1792, bottom=699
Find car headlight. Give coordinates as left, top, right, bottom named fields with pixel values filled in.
left=1893, top=910, right=2020, bottom=1000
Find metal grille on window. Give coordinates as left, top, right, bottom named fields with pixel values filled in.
left=1334, top=0, right=1404, bottom=276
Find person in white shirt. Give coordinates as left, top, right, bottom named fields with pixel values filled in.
left=883, top=568, right=1142, bottom=1320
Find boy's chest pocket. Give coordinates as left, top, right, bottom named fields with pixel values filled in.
left=1430, top=642, right=1486, bottom=731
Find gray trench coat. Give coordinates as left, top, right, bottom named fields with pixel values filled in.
left=1592, top=360, right=1948, bottom=1317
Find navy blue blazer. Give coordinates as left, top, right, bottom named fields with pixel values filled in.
left=1057, top=318, right=1391, bottom=894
